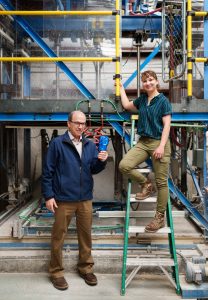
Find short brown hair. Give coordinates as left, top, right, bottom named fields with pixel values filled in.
left=141, top=70, right=159, bottom=89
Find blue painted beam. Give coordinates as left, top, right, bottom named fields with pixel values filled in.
left=203, top=128, right=208, bottom=238
left=23, top=65, right=31, bottom=97
left=1, top=112, right=208, bottom=122
left=124, top=44, right=161, bottom=88
left=168, top=179, right=208, bottom=231
left=0, top=0, right=95, bottom=100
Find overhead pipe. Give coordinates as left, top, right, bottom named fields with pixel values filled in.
left=0, top=57, right=115, bottom=62
left=0, top=10, right=116, bottom=16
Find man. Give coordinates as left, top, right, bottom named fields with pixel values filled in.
left=42, top=110, right=108, bottom=290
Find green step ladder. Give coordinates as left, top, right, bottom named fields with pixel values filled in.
left=121, top=115, right=181, bottom=295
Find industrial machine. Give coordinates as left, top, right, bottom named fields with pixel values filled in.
left=0, top=0, right=208, bottom=298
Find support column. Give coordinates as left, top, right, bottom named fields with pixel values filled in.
left=113, top=131, right=123, bottom=205
left=203, top=129, right=208, bottom=238
left=187, top=0, right=192, bottom=101
left=204, top=0, right=208, bottom=99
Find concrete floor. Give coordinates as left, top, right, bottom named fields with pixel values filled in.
left=0, top=273, right=190, bottom=300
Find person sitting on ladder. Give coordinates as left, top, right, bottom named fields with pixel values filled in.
left=118, top=70, right=172, bottom=233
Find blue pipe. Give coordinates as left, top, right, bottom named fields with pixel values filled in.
left=55, top=0, right=64, bottom=11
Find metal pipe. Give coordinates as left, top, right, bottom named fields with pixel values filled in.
left=115, top=0, right=121, bottom=100
left=80, top=38, right=84, bottom=82
left=0, top=28, right=14, bottom=45
left=0, top=48, right=3, bottom=84
left=194, top=11, right=208, bottom=17
left=182, top=0, right=186, bottom=74
left=11, top=52, right=14, bottom=84
left=0, top=57, right=114, bottom=62
left=95, top=62, right=101, bottom=99
left=21, top=65, right=24, bottom=98
left=187, top=0, right=193, bottom=101
left=0, top=10, right=115, bottom=15
left=161, top=0, right=166, bottom=82
left=21, top=49, right=30, bottom=57
left=56, top=42, right=60, bottom=99
left=136, top=44, right=140, bottom=97
left=171, top=123, right=206, bottom=128
left=194, top=58, right=208, bottom=63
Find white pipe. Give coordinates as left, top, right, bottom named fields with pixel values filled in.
left=21, top=49, right=30, bottom=57
left=0, top=28, right=14, bottom=45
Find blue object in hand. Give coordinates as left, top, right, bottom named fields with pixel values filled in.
left=98, top=136, right=109, bottom=151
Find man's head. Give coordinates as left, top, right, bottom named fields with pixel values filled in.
left=67, top=111, right=86, bottom=139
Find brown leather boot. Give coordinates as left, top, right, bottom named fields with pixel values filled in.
left=50, top=276, right=69, bottom=290
left=145, top=211, right=165, bottom=233
left=135, top=181, right=154, bottom=200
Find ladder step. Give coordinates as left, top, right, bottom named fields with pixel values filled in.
left=135, top=168, right=151, bottom=173
left=130, top=195, right=157, bottom=203
left=97, top=210, right=185, bottom=218
left=126, top=257, right=175, bottom=267
left=129, top=226, right=171, bottom=234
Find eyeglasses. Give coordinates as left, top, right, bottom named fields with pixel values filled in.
left=70, top=121, right=86, bottom=127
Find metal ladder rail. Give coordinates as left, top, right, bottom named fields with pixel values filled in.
left=166, top=195, right=181, bottom=294
left=121, top=115, right=181, bottom=295
left=121, top=116, right=136, bottom=296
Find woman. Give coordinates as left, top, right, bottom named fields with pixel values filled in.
left=119, top=70, right=172, bottom=233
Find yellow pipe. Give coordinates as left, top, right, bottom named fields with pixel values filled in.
left=0, top=57, right=114, bottom=62
left=194, top=11, right=208, bottom=17
left=0, top=10, right=114, bottom=16
left=115, top=0, right=121, bottom=98
left=187, top=0, right=192, bottom=99
left=194, top=58, right=208, bottom=63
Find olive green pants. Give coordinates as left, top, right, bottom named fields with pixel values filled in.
left=49, top=200, right=94, bottom=278
left=119, top=137, right=171, bottom=213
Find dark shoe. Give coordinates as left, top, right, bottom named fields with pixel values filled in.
left=135, top=182, right=154, bottom=200
left=79, top=272, right=98, bottom=286
left=50, top=276, right=68, bottom=290
left=145, top=211, right=165, bottom=233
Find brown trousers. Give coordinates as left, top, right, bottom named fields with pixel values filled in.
left=49, top=200, right=94, bottom=278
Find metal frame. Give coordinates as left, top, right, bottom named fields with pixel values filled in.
left=0, top=0, right=121, bottom=100
left=187, top=0, right=208, bottom=100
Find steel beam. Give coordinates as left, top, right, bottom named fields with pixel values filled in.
left=204, top=0, right=208, bottom=99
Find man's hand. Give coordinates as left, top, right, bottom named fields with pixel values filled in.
left=98, top=151, right=108, bottom=161
left=46, top=198, right=58, bottom=213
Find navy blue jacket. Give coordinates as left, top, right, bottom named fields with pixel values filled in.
left=42, top=131, right=107, bottom=202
